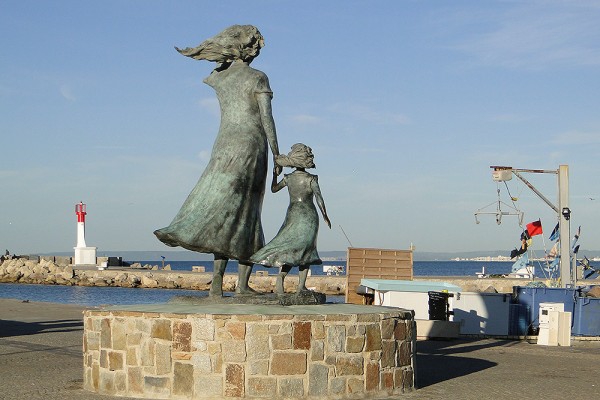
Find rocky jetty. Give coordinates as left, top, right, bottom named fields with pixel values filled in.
left=0, top=257, right=347, bottom=295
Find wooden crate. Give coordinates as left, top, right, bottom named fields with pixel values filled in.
left=345, top=247, right=413, bottom=304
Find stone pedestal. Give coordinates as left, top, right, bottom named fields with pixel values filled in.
left=83, top=303, right=415, bottom=399
left=74, top=246, right=97, bottom=266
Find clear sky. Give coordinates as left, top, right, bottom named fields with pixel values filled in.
left=1, top=0, right=599, bottom=257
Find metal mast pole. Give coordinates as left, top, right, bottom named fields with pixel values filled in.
left=558, top=165, right=571, bottom=287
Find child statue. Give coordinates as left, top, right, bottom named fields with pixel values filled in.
left=250, top=143, right=331, bottom=294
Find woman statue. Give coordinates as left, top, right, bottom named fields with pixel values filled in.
left=154, top=25, right=281, bottom=296
left=250, top=144, right=331, bottom=294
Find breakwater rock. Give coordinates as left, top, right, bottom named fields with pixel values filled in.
left=0, top=258, right=347, bottom=295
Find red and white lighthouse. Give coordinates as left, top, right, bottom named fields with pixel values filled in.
left=74, top=201, right=97, bottom=266
left=75, top=202, right=87, bottom=247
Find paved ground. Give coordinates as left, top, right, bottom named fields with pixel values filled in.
left=1, top=298, right=599, bottom=399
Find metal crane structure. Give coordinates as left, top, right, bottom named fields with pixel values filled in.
left=488, top=165, right=572, bottom=287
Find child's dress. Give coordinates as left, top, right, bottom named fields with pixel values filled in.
left=250, top=170, right=323, bottom=268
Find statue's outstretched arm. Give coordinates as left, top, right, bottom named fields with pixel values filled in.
left=311, top=178, right=331, bottom=228
left=256, top=93, right=281, bottom=176
left=271, top=167, right=286, bottom=193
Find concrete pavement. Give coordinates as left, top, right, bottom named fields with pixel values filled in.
left=1, top=298, right=599, bottom=399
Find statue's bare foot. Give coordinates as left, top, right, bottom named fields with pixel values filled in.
left=235, top=286, right=262, bottom=296
left=209, top=287, right=223, bottom=297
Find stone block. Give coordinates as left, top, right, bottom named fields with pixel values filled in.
left=140, top=339, right=155, bottom=367
left=381, top=340, right=396, bottom=368
left=225, top=321, right=246, bottom=340
left=86, top=331, right=100, bottom=351
left=246, top=324, right=269, bottom=360
left=100, top=350, right=108, bottom=369
left=192, top=353, right=212, bottom=373
left=127, top=332, right=142, bottom=346
left=397, top=341, right=412, bottom=367
left=144, top=376, right=170, bottom=397
left=327, top=325, right=345, bottom=353
left=293, top=321, right=311, bottom=350
left=193, top=319, right=215, bottom=341
left=381, top=371, right=394, bottom=390
left=365, top=324, right=382, bottom=351
left=356, top=313, right=379, bottom=322
left=114, top=371, right=127, bottom=393
left=312, top=321, right=325, bottom=339
left=402, top=367, right=414, bottom=391
left=271, top=352, right=307, bottom=375
left=173, top=321, right=192, bottom=352
left=155, top=342, right=172, bottom=375
left=345, top=336, right=365, bottom=353
left=100, top=319, right=111, bottom=348
left=225, top=363, right=244, bottom=397
left=330, top=377, right=346, bottom=395
left=173, top=362, right=194, bottom=397
left=222, top=340, right=246, bottom=363
left=99, top=370, right=115, bottom=394
left=311, top=339, right=324, bottom=361
left=151, top=319, right=172, bottom=341
left=365, top=361, right=380, bottom=391
left=394, top=321, right=407, bottom=341
left=247, top=377, right=277, bottom=397
left=279, top=377, right=304, bottom=397
left=347, top=378, right=364, bottom=395
left=108, top=351, right=124, bottom=371
left=92, top=363, right=99, bottom=390
left=308, top=364, right=329, bottom=396
left=135, top=319, right=151, bottom=335
left=172, top=352, right=193, bottom=361
left=335, top=355, right=363, bottom=376
left=271, top=334, right=292, bottom=350
left=194, top=375, right=223, bottom=398
left=112, top=320, right=127, bottom=351
left=268, top=323, right=280, bottom=334
left=127, top=366, right=143, bottom=394
left=381, top=318, right=395, bottom=339
left=248, top=359, right=269, bottom=376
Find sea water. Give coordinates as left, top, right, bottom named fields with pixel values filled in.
left=0, top=260, right=532, bottom=307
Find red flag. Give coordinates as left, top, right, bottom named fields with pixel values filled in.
left=526, top=220, right=543, bottom=237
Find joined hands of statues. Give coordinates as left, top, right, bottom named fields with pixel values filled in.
left=274, top=164, right=283, bottom=176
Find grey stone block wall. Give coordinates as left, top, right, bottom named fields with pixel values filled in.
left=83, top=308, right=415, bottom=399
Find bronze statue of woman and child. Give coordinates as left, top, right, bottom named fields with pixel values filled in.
left=154, top=25, right=330, bottom=301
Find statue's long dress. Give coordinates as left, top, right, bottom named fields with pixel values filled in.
left=250, top=171, right=322, bottom=268
left=155, top=63, right=272, bottom=261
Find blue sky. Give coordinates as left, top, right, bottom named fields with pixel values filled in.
left=1, top=0, right=599, bottom=257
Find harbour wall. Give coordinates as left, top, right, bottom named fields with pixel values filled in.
left=1, top=257, right=597, bottom=296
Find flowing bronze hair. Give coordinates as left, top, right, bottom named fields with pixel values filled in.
left=275, top=143, right=315, bottom=169
left=175, top=25, right=264, bottom=64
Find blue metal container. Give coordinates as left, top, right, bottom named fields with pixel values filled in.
left=512, top=286, right=579, bottom=332
left=508, top=303, right=529, bottom=336
left=572, top=297, right=600, bottom=336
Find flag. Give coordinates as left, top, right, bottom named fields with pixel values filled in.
left=548, top=242, right=558, bottom=258
left=549, top=223, right=559, bottom=241
left=510, top=239, right=528, bottom=259
left=526, top=220, right=543, bottom=237
left=511, top=252, right=529, bottom=273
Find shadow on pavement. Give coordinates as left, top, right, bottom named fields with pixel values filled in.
left=0, top=319, right=83, bottom=338
left=415, top=339, right=510, bottom=388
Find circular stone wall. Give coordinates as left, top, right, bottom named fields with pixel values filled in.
left=83, top=303, right=415, bottom=399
